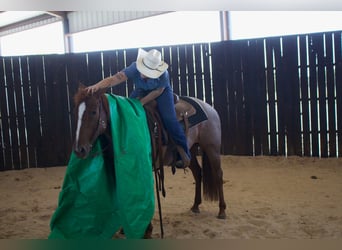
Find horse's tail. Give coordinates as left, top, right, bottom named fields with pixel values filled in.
left=202, top=151, right=220, bottom=201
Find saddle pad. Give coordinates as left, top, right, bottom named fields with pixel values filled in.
left=178, top=96, right=208, bottom=128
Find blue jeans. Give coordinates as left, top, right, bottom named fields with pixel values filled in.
left=130, top=87, right=191, bottom=159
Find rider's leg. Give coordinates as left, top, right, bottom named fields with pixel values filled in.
left=156, top=87, right=191, bottom=167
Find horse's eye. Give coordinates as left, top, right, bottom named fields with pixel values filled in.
left=91, top=110, right=97, bottom=115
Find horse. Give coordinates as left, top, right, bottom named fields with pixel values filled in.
left=72, top=85, right=227, bottom=237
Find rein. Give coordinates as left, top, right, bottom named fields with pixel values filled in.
left=144, top=104, right=166, bottom=239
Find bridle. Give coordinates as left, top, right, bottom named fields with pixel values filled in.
left=80, top=95, right=109, bottom=158
left=91, top=95, right=108, bottom=142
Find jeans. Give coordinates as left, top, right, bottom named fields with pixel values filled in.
left=130, top=87, right=191, bottom=159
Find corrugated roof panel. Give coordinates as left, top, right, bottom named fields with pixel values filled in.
left=0, top=15, right=60, bottom=36
left=67, top=11, right=167, bottom=34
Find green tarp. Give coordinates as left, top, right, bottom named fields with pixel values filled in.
left=49, top=94, right=154, bottom=239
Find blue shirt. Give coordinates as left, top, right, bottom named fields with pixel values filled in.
left=123, top=62, right=170, bottom=91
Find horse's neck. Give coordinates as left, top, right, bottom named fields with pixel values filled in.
left=100, top=94, right=110, bottom=119
left=99, top=94, right=111, bottom=137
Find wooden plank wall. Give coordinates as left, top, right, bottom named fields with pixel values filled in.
left=0, top=31, right=342, bottom=170
left=212, top=31, right=342, bottom=157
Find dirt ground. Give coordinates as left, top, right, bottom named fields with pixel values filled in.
left=0, top=155, right=341, bottom=239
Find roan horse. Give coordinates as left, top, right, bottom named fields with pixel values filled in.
left=72, top=85, right=227, bottom=237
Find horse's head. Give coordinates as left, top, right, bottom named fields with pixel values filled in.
left=73, top=84, right=109, bottom=158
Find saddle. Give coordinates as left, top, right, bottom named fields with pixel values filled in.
left=145, top=94, right=196, bottom=141
left=143, top=93, right=206, bottom=197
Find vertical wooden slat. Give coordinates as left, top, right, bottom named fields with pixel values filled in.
left=73, top=54, right=89, bottom=87
left=299, top=35, right=311, bottom=156
left=211, top=41, right=230, bottom=154
left=36, top=56, right=51, bottom=166
left=4, top=57, right=21, bottom=169
left=0, top=58, right=5, bottom=169
left=43, top=55, right=58, bottom=165
left=125, top=48, right=139, bottom=96
left=225, top=42, right=237, bottom=154
left=44, top=55, right=70, bottom=166
left=239, top=41, right=250, bottom=155
left=0, top=58, right=13, bottom=170
left=265, top=38, right=279, bottom=155
left=101, top=51, right=113, bottom=80
left=274, top=38, right=286, bottom=156
left=248, top=39, right=269, bottom=155
left=162, top=46, right=174, bottom=95
left=194, top=44, right=204, bottom=100
left=30, top=56, right=49, bottom=166
left=232, top=41, right=248, bottom=155
left=244, top=40, right=261, bottom=155
left=24, top=56, right=41, bottom=168
left=87, top=52, right=103, bottom=85
left=170, top=46, right=181, bottom=95
left=226, top=42, right=238, bottom=154
left=162, top=46, right=171, bottom=76
left=178, top=46, right=188, bottom=96
left=105, top=50, right=119, bottom=95
left=114, top=49, right=128, bottom=96
left=315, top=34, right=328, bottom=157
left=334, top=32, right=342, bottom=157
left=12, top=57, right=29, bottom=168
left=276, top=39, right=286, bottom=156
left=308, top=34, right=320, bottom=157
left=325, top=33, right=337, bottom=157
left=20, top=57, right=36, bottom=167
left=281, top=36, right=301, bottom=156
left=202, top=44, right=212, bottom=105
left=186, top=45, right=196, bottom=97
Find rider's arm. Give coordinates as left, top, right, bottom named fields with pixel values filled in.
left=139, top=87, right=165, bottom=106
left=86, top=71, right=127, bottom=94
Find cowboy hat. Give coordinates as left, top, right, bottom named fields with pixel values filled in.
left=136, top=48, right=168, bottom=79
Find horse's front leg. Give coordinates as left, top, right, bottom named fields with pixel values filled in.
left=118, top=222, right=153, bottom=239
left=189, top=149, right=202, bottom=213
left=143, top=222, right=153, bottom=239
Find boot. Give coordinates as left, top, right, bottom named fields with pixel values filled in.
left=175, top=146, right=190, bottom=168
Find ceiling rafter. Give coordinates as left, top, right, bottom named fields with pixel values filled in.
left=0, top=11, right=70, bottom=36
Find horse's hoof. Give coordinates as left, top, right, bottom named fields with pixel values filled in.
left=143, top=234, right=152, bottom=239
left=143, top=223, right=153, bottom=239
left=217, top=213, right=226, bottom=219
left=191, top=207, right=200, bottom=213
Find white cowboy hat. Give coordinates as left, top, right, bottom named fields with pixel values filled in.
left=136, top=48, right=168, bottom=79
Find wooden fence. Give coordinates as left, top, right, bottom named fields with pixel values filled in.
left=1, top=30, right=342, bottom=170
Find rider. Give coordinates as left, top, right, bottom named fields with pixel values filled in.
left=86, top=48, right=191, bottom=168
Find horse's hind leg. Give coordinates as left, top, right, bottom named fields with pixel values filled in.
left=202, top=145, right=227, bottom=219
left=189, top=146, right=202, bottom=214
left=211, top=151, right=227, bottom=219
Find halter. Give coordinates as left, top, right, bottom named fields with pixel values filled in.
left=94, top=96, right=107, bottom=137
left=86, top=95, right=109, bottom=157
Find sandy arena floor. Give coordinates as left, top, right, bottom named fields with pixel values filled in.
left=0, top=155, right=341, bottom=239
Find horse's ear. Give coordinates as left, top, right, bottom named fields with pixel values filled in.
left=78, top=82, right=87, bottom=90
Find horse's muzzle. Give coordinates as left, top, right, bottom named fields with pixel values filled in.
left=73, top=144, right=92, bottom=159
